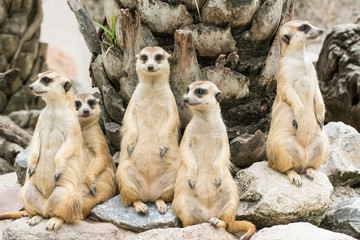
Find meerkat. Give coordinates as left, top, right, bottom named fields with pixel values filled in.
left=172, top=81, right=256, bottom=240
left=116, top=46, right=180, bottom=214
left=266, top=20, right=329, bottom=187
left=19, top=70, right=85, bottom=230
left=74, top=93, right=117, bottom=217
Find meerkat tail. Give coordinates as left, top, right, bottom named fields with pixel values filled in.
left=0, top=211, right=27, bottom=220
left=229, top=220, right=256, bottom=240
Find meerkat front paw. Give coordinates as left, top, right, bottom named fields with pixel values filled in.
left=133, top=201, right=148, bottom=215
left=28, top=164, right=36, bottom=177
left=215, top=177, right=222, bottom=188
left=27, top=215, right=42, bottom=226
left=127, top=143, right=135, bottom=157
left=209, top=218, right=226, bottom=228
left=188, top=178, right=196, bottom=190
left=55, top=169, right=63, bottom=182
left=305, top=168, right=317, bottom=180
left=317, top=118, right=324, bottom=129
left=292, top=119, right=298, bottom=129
left=159, top=146, right=167, bottom=158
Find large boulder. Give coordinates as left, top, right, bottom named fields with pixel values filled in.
left=320, top=122, right=360, bottom=187
left=0, top=157, right=14, bottom=175
left=251, top=222, right=356, bottom=240
left=317, top=21, right=360, bottom=131
left=321, top=197, right=360, bottom=239
left=14, top=147, right=29, bottom=185
left=236, top=161, right=333, bottom=228
left=2, top=218, right=135, bottom=240
left=91, top=194, right=180, bottom=232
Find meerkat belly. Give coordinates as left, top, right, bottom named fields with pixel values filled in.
left=32, top=128, right=64, bottom=197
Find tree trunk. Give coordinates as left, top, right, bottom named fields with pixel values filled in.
left=70, top=0, right=295, bottom=152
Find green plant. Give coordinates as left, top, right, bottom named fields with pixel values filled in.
left=93, top=13, right=118, bottom=47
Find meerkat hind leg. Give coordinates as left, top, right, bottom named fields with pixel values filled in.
left=133, top=200, right=148, bottom=214
left=209, top=217, right=226, bottom=228
left=286, top=169, right=302, bottom=187
left=46, top=216, right=64, bottom=231
left=155, top=199, right=168, bottom=214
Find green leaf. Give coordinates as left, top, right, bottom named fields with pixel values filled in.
left=104, top=31, right=112, bottom=44
left=93, top=21, right=113, bottom=38
left=114, top=35, right=118, bottom=47
left=111, top=13, right=116, bottom=37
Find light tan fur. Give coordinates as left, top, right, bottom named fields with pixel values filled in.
left=74, top=93, right=117, bottom=217
left=267, top=20, right=329, bottom=187
left=19, top=70, right=85, bottom=230
left=116, top=46, right=180, bottom=214
left=172, top=81, right=256, bottom=240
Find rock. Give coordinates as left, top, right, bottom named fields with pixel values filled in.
left=321, top=197, right=360, bottom=239
left=16, top=52, right=36, bottom=80
left=4, top=85, right=45, bottom=114
left=104, top=120, right=121, bottom=151
left=320, top=122, right=360, bottom=187
left=0, top=92, right=7, bottom=112
left=0, top=157, right=14, bottom=175
left=2, top=218, right=135, bottom=240
left=230, top=130, right=266, bottom=168
left=0, top=34, right=19, bottom=60
left=90, top=194, right=181, bottom=232
left=201, top=0, right=261, bottom=28
left=181, top=24, right=236, bottom=57
left=133, top=223, right=238, bottom=240
left=236, top=161, right=333, bottom=228
left=119, top=0, right=136, bottom=10
left=9, top=110, right=41, bottom=129
left=0, top=172, right=23, bottom=214
left=168, top=0, right=207, bottom=11
left=243, top=0, right=282, bottom=42
left=102, top=44, right=126, bottom=83
left=317, top=22, right=360, bottom=131
left=137, top=0, right=193, bottom=34
left=112, top=151, right=119, bottom=167
left=2, top=12, right=28, bottom=35
left=0, top=141, right=23, bottom=166
left=330, top=186, right=357, bottom=204
left=14, top=147, right=29, bottom=186
left=251, top=222, right=356, bottom=240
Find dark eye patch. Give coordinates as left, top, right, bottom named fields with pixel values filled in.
left=40, top=77, right=52, bottom=85
left=298, top=24, right=310, bottom=33
left=155, top=54, right=163, bottom=62
left=141, top=55, right=148, bottom=62
left=186, top=87, right=189, bottom=94
left=195, top=88, right=207, bottom=97
left=75, top=100, right=82, bottom=110
left=88, top=99, right=96, bottom=108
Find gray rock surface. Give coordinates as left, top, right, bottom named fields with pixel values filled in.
left=0, top=140, right=23, bottom=166
left=320, top=122, right=360, bottom=186
left=230, top=130, right=266, bottom=168
left=321, top=197, right=360, bottom=239
left=91, top=194, right=181, bottom=232
left=317, top=22, right=360, bottom=131
left=0, top=157, right=14, bottom=175
left=14, top=147, right=29, bottom=185
left=9, top=110, right=41, bottom=129
left=251, top=222, right=356, bottom=240
left=330, top=186, right=357, bottom=204
left=2, top=218, right=135, bottom=240
left=236, top=162, right=333, bottom=228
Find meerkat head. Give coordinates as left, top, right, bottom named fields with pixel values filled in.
left=29, top=70, right=73, bottom=103
left=74, top=93, right=100, bottom=126
left=183, top=81, right=223, bottom=112
left=279, top=20, right=324, bottom=54
left=135, top=46, right=171, bottom=81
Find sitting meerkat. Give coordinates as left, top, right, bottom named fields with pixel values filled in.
left=266, top=20, right=329, bottom=187
left=74, top=93, right=117, bottom=217
left=116, top=46, right=180, bottom=214
left=172, top=81, right=256, bottom=240
left=20, top=70, right=84, bottom=230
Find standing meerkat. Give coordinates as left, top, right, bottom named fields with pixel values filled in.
left=267, top=20, right=329, bottom=187
left=74, top=93, right=117, bottom=217
left=116, top=46, right=180, bottom=214
left=20, top=70, right=84, bottom=230
left=172, top=81, right=256, bottom=240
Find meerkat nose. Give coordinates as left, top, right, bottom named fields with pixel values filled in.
left=318, top=29, right=324, bottom=35
left=184, top=97, right=189, bottom=103
left=29, top=85, right=33, bottom=91
left=148, top=65, right=154, bottom=71
left=83, top=109, right=90, bottom=116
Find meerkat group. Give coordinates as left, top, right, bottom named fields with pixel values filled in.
left=1, top=20, right=329, bottom=239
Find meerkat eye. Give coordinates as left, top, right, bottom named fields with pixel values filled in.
left=41, top=77, right=52, bottom=85
left=186, top=87, right=189, bottom=94
left=88, top=99, right=96, bottom=107
left=75, top=100, right=82, bottom=110
left=195, top=88, right=207, bottom=96
left=155, top=54, right=163, bottom=62
left=141, top=55, right=148, bottom=62
left=298, top=24, right=310, bottom=32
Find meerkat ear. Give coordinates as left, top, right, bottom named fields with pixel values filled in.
left=215, top=91, right=223, bottom=102
left=135, top=53, right=139, bottom=59
left=282, top=34, right=291, bottom=45
left=64, top=81, right=72, bottom=93
left=165, top=51, right=171, bottom=59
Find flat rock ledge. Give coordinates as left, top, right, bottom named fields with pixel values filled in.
left=90, top=194, right=181, bottom=232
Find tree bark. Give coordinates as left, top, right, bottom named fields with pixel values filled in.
left=0, top=116, right=32, bottom=148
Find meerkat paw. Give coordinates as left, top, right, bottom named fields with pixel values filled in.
left=27, top=215, right=42, bottom=226
left=133, top=201, right=148, bottom=215
left=292, top=119, right=298, bottom=129
left=28, top=165, right=36, bottom=177
left=90, top=182, right=97, bottom=197
left=188, top=178, right=196, bottom=190
left=286, top=170, right=302, bottom=187
left=155, top=199, right=168, bottom=214
left=209, top=218, right=226, bottom=229
left=55, top=169, right=63, bottom=182
left=215, top=177, right=222, bottom=189
left=159, top=146, right=167, bottom=158
left=305, top=168, right=317, bottom=180
left=317, top=118, right=324, bottom=129
left=127, top=143, right=135, bottom=157
left=46, top=217, right=64, bottom=231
